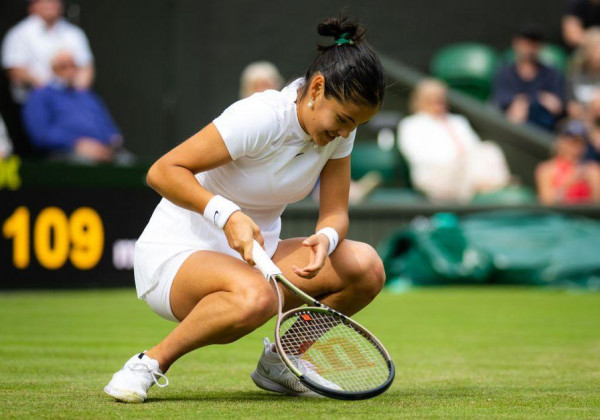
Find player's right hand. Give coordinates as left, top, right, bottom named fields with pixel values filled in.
left=223, top=211, right=264, bottom=265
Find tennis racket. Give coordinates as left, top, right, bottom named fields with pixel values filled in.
left=251, top=240, right=395, bottom=400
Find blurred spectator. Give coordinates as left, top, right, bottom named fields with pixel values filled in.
left=1, top=0, right=94, bottom=103
left=0, top=114, right=13, bottom=158
left=492, top=25, right=566, bottom=131
left=239, top=61, right=284, bottom=98
left=562, top=0, right=600, bottom=48
left=582, top=91, right=600, bottom=161
left=22, top=50, right=124, bottom=163
left=399, top=79, right=511, bottom=203
left=536, top=120, right=600, bottom=204
left=567, top=29, right=600, bottom=118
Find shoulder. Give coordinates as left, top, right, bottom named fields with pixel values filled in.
left=3, top=18, right=32, bottom=41
left=247, top=88, right=290, bottom=109
left=57, top=19, right=89, bottom=41
left=220, top=91, right=285, bottom=126
left=448, top=113, right=469, bottom=124
left=536, top=160, right=555, bottom=176
left=58, top=19, right=85, bottom=33
left=400, top=113, right=429, bottom=127
left=222, top=83, right=300, bottom=126
left=213, top=89, right=294, bottom=159
left=448, top=114, right=476, bottom=131
left=583, top=160, right=600, bottom=174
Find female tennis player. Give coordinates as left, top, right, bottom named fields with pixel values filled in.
left=104, top=16, right=387, bottom=403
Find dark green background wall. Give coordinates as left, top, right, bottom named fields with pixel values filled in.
left=1, top=0, right=566, bottom=158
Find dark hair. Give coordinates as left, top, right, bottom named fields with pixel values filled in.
left=302, top=16, right=386, bottom=107
left=516, top=23, right=545, bottom=42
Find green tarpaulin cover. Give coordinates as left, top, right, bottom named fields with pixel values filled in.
left=378, top=211, right=600, bottom=290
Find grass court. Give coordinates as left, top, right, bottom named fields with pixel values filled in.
left=1, top=287, right=599, bottom=418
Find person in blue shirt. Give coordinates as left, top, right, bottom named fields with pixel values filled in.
left=492, top=25, right=566, bottom=131
left=22, top=49, right=122, bottom=162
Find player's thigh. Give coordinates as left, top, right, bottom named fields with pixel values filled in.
left=272, top=238, right=384, bottom=308
left=169, top=250, right=275, bottom=322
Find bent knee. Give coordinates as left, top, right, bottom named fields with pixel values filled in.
left=344, top=242, right=386, bottom=297
left=231, top=283, right=277, bottom=328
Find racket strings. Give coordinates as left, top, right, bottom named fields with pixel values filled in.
left=279, top=310, right=390, bottom=392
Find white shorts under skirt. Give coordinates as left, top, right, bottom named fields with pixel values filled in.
left=141, top=249, right=196, bottom=322
left=134, top=227, right=281, bottom=323
left=133, top=199, right=281, bottom=322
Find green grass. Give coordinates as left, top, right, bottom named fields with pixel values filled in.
left=0, top=287, right=599, bottom=419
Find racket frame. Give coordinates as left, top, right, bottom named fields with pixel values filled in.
left=268, top=271, right=396, bottom=400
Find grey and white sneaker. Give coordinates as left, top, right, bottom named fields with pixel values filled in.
left=104, top=352, right=169, bottom=403
left=250, top=338, right=342, bottom=397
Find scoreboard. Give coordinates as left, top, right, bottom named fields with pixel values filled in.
left=0, top=157, right=159, bottom=289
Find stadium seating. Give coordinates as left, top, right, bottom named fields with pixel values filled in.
left=430, top=43, right=499, bottom=101
left=430, top=42, right=568, bottom=102
left=351, top=141, right=411, bottom=188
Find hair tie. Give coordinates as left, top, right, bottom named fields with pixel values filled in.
left=335, top=32, right=355, bottom=46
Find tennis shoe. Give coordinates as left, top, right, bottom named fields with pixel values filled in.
left=104, top=352, right=168, bottom=403
left=250, top=337, right=341, bottom=397
left=291, top=354, right=343, bottom=391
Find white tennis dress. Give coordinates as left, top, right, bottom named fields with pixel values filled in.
left=134, top=79, right=356, bottom=308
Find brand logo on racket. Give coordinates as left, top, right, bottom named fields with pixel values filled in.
left=302, top=337, right=377, bottom=374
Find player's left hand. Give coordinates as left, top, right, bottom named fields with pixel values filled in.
left=291, top=233, right=329, bottom=279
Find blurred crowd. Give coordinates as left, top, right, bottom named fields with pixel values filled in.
left=0, top=0, right=129, bottom=164
left=402, top=0, right=600, bottom=205
left=1, top=0, right=600, bottom=204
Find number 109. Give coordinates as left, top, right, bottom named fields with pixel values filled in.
left=2, top=206, right=104, bottom=270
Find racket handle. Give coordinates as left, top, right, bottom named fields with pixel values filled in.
left=252, top=240, right=282, bottom=279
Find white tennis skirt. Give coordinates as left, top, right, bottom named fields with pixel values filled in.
left=134, top=199, right=281, bottom=321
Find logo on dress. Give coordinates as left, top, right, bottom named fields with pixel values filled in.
left=214, top=211, right=220, bottom=225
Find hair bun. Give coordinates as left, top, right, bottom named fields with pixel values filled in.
left=317, top=16, right=365, bottom=47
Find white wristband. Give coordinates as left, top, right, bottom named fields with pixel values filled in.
left=203, top=195, right=241, bottom=229
left=317, top=227, right=339, bottom=256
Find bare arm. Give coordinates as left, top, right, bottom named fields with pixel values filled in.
left=147, top=123, right=263, bottom=262
left=317, top=155, right=350, bottom=238
left=563, top=16, right=586, bottom=48
left=535, top=161, right=557, bottom=205
left=147, top=123, right=231, bottom=212
left=292, top=156, right=350, bottom=278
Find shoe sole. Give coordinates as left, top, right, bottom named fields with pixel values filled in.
left=250, top=370, right=322, bottom=398
left=104, top=385, right=146, bottom=403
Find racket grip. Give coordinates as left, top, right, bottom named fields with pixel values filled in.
left=252, top=240, right=282, bottom=279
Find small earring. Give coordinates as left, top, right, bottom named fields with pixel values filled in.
left=308, top=99, right=314, bottom=109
